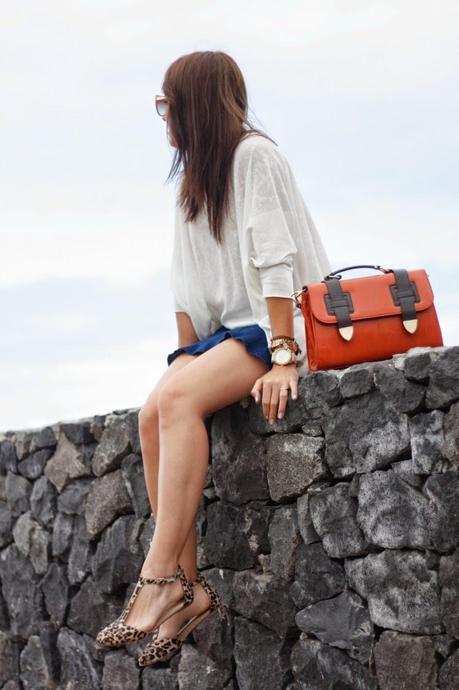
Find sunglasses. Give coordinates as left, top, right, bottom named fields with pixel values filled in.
left=155, top=95, right=169, bottom=117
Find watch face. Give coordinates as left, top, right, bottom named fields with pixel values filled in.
left=273, top=348, right=292, bottom=365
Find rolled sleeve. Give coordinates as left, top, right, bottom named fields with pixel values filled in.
left=234, top=142, right=298, bottom=300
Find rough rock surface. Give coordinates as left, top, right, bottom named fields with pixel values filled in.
left=0, top=346, right=458, bottom=689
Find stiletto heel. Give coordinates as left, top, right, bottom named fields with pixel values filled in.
left=95, top=563, right=194, bottom=649
left=137, top=570, right=229, bottom=667
left=216, top=599, right=230, bottom=623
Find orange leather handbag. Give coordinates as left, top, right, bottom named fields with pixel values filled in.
left=292, top=264, right=444, bottom=371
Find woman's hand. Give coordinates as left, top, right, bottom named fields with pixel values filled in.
left=250, top=363, right=299, bottom=424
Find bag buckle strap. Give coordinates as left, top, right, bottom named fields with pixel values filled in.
left=390, top=269, right=421, bottom=333
left=324, top=278, right=355, bottom=341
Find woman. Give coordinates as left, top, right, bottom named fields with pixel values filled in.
left=96, top=50, right=332, bottom=666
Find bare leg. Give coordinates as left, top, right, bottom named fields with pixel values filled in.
left=124, top=338, right=269, bottom=634
left=137, top=352, right=205, bottom=638
left=138, top=351, right=198, bottom=580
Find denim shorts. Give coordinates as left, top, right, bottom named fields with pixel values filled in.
left=167, top=323, right=272, bottom=369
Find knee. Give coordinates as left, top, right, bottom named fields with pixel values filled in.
left=138, top=396, right=159, bottom=435
left=157, top=380, right=190, bottom=422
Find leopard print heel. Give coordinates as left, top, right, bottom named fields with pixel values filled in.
left=95, top=563, right=194, bottom=649
left=137, top=570, right=230, bottom=667
left=193, top=571, right=230, bottom=623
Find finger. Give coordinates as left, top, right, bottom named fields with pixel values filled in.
left=262, top=382, right=272, bottom=420
left=290, top=377, right=298, bottom=401
left=251, top=379, right=263, bottom=403
left=268, top=386, right=280, bottom=424
left=277, top=388, right=289, bottom=419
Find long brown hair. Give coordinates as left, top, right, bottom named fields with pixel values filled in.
left=161, top=50, right=276, bottom=243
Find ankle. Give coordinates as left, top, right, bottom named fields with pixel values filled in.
left=142, top=561, right=179, bottom=578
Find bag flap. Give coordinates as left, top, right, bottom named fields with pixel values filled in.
left=306, top=269, right=434, bottom=324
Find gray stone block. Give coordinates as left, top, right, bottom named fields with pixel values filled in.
left=121, top=454, right=151, bottom=518
left=234, top=616, right=292, bottom=690
left=51, top=511, right=73, bottom=557
left=19, top=633, right=58, bottom=690
left=13, top=430, right=34, bottom=461
left=211, top=405, right=269, bottom=503
left=92, top=515, right=144, bottom=594
left=357, top=469, right=433, bottom=549
left=0, top=501, right=13, bottom=548
left=67, top=576, right=124, bottom=638
left=84, top=469, right=132, bottom=538
left=339, top=362, right=375, bottom=399
left=101, top=650, right=140, bottom=690
left=40, top=562, right=69, bottom=627
left=300, top=370, right=342, bottom=419
left=68, top=514, right=93, bottom=585
left=423, top=472, right=459, bottom=552
left=30, top=426, right=57, bottom=452
left=439, top=548, right=459, bottom=639
left=409, top=409, right=448, bottom=473
left=5, top=471, right=32, bottom=517
left=44, top=431, right=89, bottom=492
left=289, top=542, right=345, bottom=609
left=17, top=448, right=53, bottom=480
left=290, top=634, right=378, bottom=689
left=345, top=549, right=442, bottom=633
left=0, top=545, right=44, bottom=637
left=204, top=500, right=270, bottom=569
left=57, top=478, right=93, bottom=515
left=374, top=630, right=437, bottom=690
left=266, top=433, right=327, bottom=502
left=12, top=510, right=49, bottom=574
left=0, top=630, right=19, bottom=686
left=30, top=475, right=57, bottom=529
left=295, top=590, right=374, bottom=665
left=58, top=420, right=94, bottom=445
left=426, top=346, right=459, bottom=409
left=439, top=648, right=459, bottom=690
left=296, top=493, right=320, bottom=545
left=0, top=440, right=18, bottom=474
left=443, top=400, right=459, bottom=469
left=141, top=666, right=178, bottom=689
left=177, top=643, right=232, bottom=690
left=232, top=569, right=297, bottom=636
left=324, top=390, right=411, bottom=477
left=373, top=360, right=425, bottom=413
left=56, top=627, right=102, bottom=690
left=268, top=504, right=302, bottom=580
left=92, top=414, right=132, bottom=477
left=310, top=482, right=369, bottom=557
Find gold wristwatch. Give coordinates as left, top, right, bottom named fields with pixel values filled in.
left=269, top=336, right=302, bottom=366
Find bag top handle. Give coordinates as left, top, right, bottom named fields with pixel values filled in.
left=324, top=264, right=393, bottom=280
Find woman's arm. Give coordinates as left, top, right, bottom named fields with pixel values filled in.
left=250, top=296, right=298, bottom=424
left=175, top=311, right=199, bottom=349
left=232, top=141, right=301, bottom=422
left=266, top=295, right=294, bottom=339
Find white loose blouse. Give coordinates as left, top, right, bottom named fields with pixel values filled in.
left=170, top=132, right=332, bottom=376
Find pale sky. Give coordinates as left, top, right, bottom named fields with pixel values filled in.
left=1, top=0, right=458, bottom=432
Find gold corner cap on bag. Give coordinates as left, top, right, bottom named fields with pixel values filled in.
left=339, top=325, right=354, bottom=341
left=403, top=318, right=418, bottom=333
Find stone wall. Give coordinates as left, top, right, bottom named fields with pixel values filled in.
left=0, top=345, right=458, bottom=690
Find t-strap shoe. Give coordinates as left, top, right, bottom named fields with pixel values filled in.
left=137, top=570, right=230, bottom=667
left=95, top=563, right=194, bottom=649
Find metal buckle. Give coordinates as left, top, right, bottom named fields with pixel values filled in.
left=291, top=287, right=306, bottom=308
